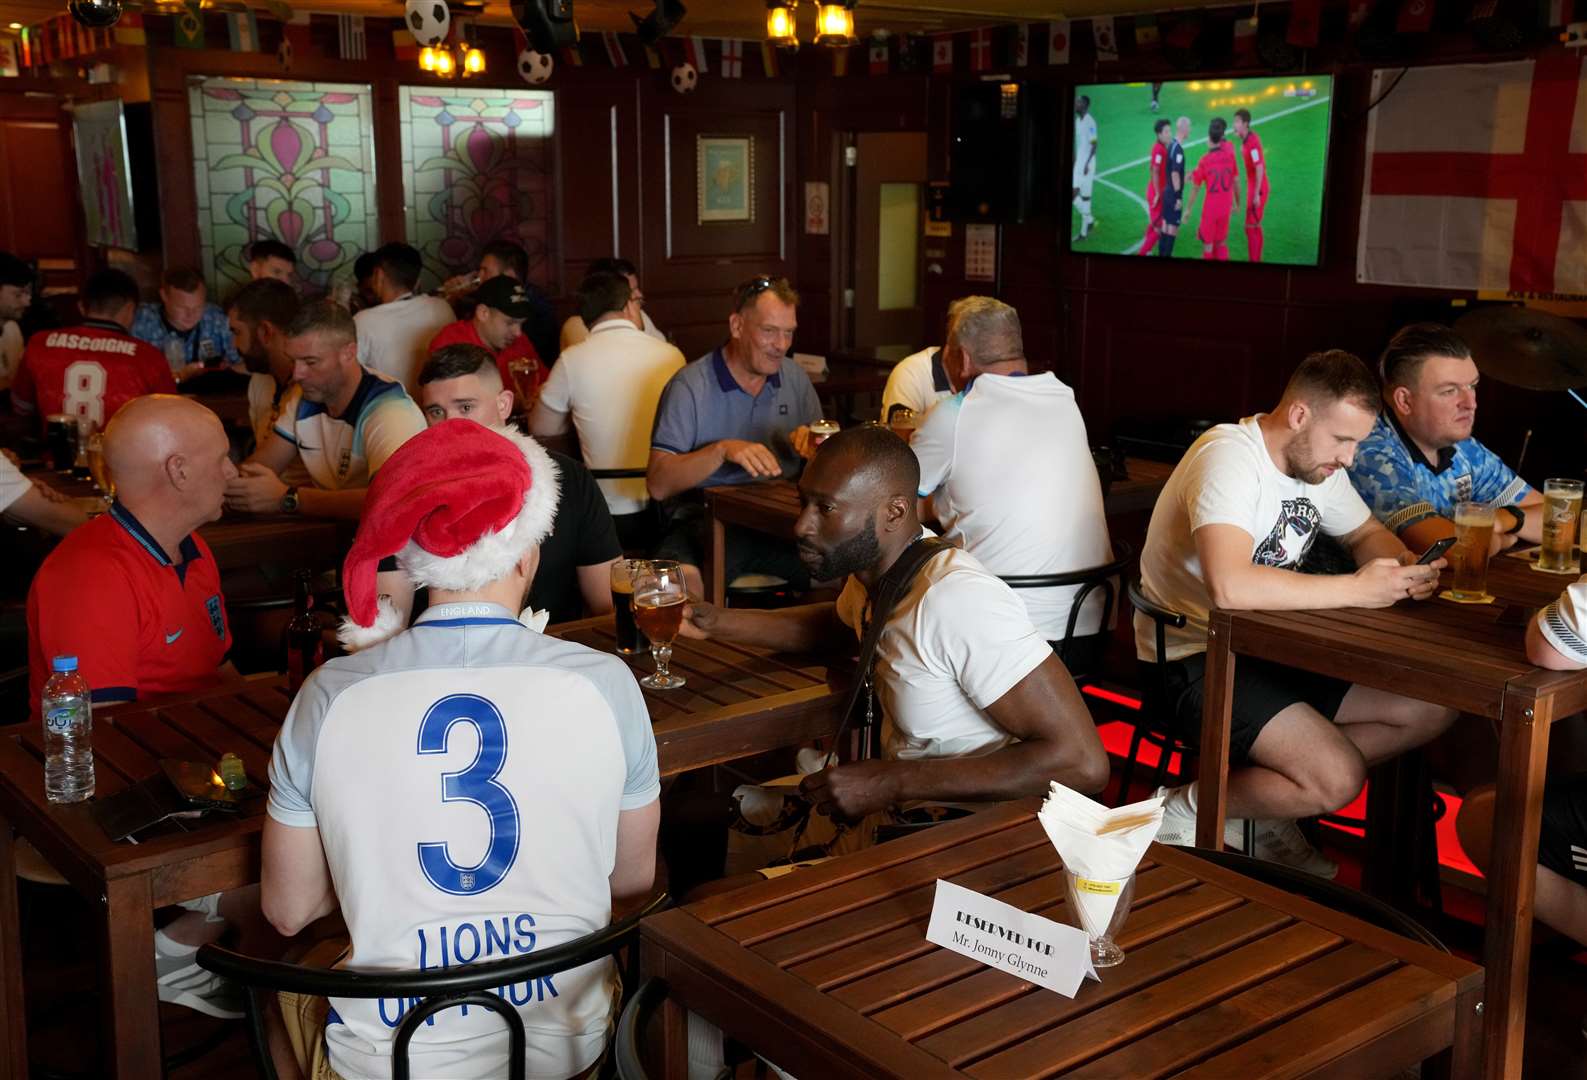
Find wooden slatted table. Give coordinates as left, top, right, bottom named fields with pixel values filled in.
left=641, top=800, right=1483, bottom=1079
left=0, top=620, right=849, bottom=1078
left=701, top=458, right=1173, bottom=603
left=1196, top=552, right=1587, bottom=1080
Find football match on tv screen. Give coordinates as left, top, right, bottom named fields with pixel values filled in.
left=1068, top=76, right=1335, bottom=267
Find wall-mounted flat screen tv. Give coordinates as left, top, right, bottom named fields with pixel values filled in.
left=1068, top=76, right=1334, bottom=266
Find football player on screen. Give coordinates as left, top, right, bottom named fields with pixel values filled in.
left=1234, top=108, right=1270, bottom=263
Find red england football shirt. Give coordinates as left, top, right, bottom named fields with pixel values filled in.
left=12, top=319, right=177, bottom=430
left=1193, top=142, right=1239, bottom=213
left=26, top=503, right=231, bottom=715
left=428, top=320, right=547, bottom=397
left=1147, top=142, right=1168, bottom=206
left=1241, top=131, right=1270, bottom=205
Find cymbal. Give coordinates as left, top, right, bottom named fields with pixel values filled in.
left=1455, top=306, right=1587, bottom=391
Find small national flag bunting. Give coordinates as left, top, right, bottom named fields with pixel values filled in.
left=868, top=36, right=888, bottom=75
left=645, top=44, right=662, bottom=69
left=114, top=12, right=146, bottom=46
left=562, top=43, right=583, bottom=66
left=1349, top=0, right=1374, bottom=26
left=1397, top=0, right=1434, bottom=32
left=721, top=38, right=743, bottom=77
left=174, top=1, right=205, bottom=49
left=602, top=32, right=626, bottom=66
left=931, top=33, right=953, bottom=74
left=1232, top=15, right=1258, bottom=58
left=1048, top=19, right=1070, bottom=63
left=1091, top=15, right=1117, bottom=61
left=338, top=15, right=366, bottom=60
left=686, top=35, right=708, bottom=73
left=1013, top=23, right=1030, bottom=66
left=227, top=10, right=259, bottom=51
left=968, top=28, right=991, bottom=72
left=1135, top=13, right=1160, bottom=49
left=759, top=41, right=779, bottom=77
left=1288, top=0, right=1322, bottom=45
left=832, top=45, right=850, bottom=76
left=1544, top=0, right=1577, bottom=26
left=394, top=27, right=420, bottom=60
left=283, top=12, right=312, bottom=62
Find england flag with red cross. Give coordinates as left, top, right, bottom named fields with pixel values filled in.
left=1357, top=56, right=1587, bottom=295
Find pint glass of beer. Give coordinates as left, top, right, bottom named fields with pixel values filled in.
left=610, top=559, right=649, bottom=655
left=1540, top=479, right=1583, bottom=574
left=633, top=559, right=687, bottom=690
left=1450, top=501, right=1496, bottom=603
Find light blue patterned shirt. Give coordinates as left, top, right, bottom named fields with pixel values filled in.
left=130, top=301, right=240, bottom=371
left=1346, top=412, right=1530, bottom=535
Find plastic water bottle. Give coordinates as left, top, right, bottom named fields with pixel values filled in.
left=42, top=656, right=93, bottom=804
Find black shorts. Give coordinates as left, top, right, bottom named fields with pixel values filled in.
left=1539, top=776, right=1587, bottom=885
left=654, top=501, right=811, bottom=591
left=1160, top=199, right=1183, bottom=227
left=1145, top=653, right=1352, bottom=764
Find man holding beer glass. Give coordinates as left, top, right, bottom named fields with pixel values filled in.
left=1347, top=324, right=1542, bottom=557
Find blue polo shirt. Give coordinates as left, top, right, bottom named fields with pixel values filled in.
left=1346, top=411, right=1531, bottom=535
left=650, top=349, right=822, bottom=488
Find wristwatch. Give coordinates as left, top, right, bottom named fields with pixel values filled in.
left=1504, top=506, right=1525, bottom=535
left=280, top=486, right=300, bottom=514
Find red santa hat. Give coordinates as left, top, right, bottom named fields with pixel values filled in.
left=338, top=419, right=560, bottom=651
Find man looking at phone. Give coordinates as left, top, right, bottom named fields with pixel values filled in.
left=1139, top=350, right=1456, bottom=877
left=1347, top=323, right=1541, bottom=555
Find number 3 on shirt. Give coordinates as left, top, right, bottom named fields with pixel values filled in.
left=415, top=694, right=520, bottom=895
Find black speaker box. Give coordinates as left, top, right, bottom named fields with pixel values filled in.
left=946, top=81, right=1054, bottom=224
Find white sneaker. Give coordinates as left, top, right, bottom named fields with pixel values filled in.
left=1151, top=785, right=1251, bottom=849
left=156, top=955, right=245, bottom=1020
left=1248, top=818, right=1339, bottom=879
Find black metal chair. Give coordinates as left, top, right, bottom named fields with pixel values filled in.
left=999, top=539, right=1134, bottom=686
left=1126, top=577, right=1258, bottom=855
left=197, top=891, right=670, bottom=1080
left=589, top=466, right=661, bottom=557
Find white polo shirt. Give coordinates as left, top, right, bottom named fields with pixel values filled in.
left=268, top=603, right=660, bottom=1080
left=879, top=345, right=953, bottom=422
left=271, top=369, right=426, bottom=491
left=354, top=293, right=456, bottom=395
left=912, top=372, right=1113, bottom=643
left=559, top=308, right=664, bottom=353
left=835, top=540, right=1055, bottom=761
left=536, top=319, right=685, bottom=515
left=1137, top=416, right=1373, bottom=661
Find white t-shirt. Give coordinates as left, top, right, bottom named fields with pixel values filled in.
left=879, top=346, right=953, bottom=422
left=272, top=369, right=426, bottom=491
left=559, top=309, right=664, bottom=353
left=1074, top=113, right=1098, bottom=175
left=1136, top=416, right=1373, bottom=661
left=268, top=603, right=660, bottom=1080
left=0, top=321, right=23, bottom=391
left=0, top=454, right=32, bottom=514
left=835, top=540, right=1055, bottom=761
left=354, top=293, right=456, bottom=394
left=536, top=320, right=684, bottom=515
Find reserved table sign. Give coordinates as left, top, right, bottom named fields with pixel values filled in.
left=925, top=879, right=1096, bottom=997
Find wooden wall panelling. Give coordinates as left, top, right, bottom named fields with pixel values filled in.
left=557, top=75, right=643, bottom=302
left=0, top=90, right=83, bottom=266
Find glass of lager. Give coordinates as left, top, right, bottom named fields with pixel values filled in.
left=1540, top=479, right=1583, bottom=574
left=632, top=560, right=687, bottom=690
left=1450, top=501, right=1496, bottom=603
left=610, top=559, right=649, bottom=655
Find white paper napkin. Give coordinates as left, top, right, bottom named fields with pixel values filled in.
left=1037, top=782, right=1164, bottom=936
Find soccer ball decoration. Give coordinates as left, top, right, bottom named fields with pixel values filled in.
left=517, top=49, right=554, bottom=85
left=277, top=36, right=295, bottom=71
left=67, top=0, right=122, bottom=29
left=404, top=0, right=451, bottom=47
left=671, top=62, right=698, bottom=94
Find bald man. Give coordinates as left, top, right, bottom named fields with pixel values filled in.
left=682, top=425, right=1109, bottom=829
left=27, top=395, right=238, bottom=712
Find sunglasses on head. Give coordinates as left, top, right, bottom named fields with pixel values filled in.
left=735, top=275, right=782, bottom=311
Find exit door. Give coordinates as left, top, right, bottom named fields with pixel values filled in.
left=848, top=131, right=926, bottom=349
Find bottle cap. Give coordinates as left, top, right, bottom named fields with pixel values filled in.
left=51, top=656, right=77, bottom=673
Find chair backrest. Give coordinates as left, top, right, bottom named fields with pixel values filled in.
left=587, top=467, right=649, bottom=480
left=614, top=976, right=668, bottom=1079
left=198, top=891, right=669, bottom=1080
left=1127, top=576, right=1187, bottom=713
left=999, top=539, right=1135, bottom=670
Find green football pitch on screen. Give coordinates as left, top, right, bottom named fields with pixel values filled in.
left=1068, top=76, right=1335, bottom=267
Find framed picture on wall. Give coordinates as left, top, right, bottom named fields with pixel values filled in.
left=697, top=136, right=755, bottom=224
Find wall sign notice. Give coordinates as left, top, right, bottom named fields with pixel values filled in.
left=925, top=879, right=1096, bottom=997
left=964, top=223, right=997, bottom=282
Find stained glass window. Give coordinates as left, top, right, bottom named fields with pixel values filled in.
left=398, top=88, right=556, bottom=291
left=188, top=77, right=378, bottom=297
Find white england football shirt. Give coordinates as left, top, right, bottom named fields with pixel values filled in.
left=271, top=369, right=426, bottom=491
left=267, top=602, right=660, bottom=1079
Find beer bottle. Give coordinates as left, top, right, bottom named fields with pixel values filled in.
left=286, top=571, right=324, bottom=693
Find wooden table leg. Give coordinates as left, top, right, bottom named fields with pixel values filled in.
left=1482, top=689, right=1553, bottom=1080
left=1196, top=611, right=1236, bottom=850
left=100, top=874, right=162, bottom=1078
left=658, top=990, right=690, bottom=1080
left=707, top=511, right=726, bottom=606
left=0, top=823, right=29, bottom=1080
